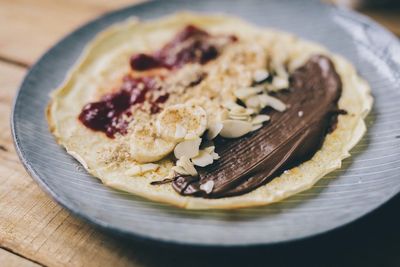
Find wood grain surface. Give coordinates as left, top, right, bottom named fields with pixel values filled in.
left=0, top=0, right=399, bottom=266
left=0, top=249, right=40, bottom=267
left=0, top=0, right=139, bottom=66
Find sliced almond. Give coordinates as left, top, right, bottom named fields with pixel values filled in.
left=251, top=124, right=263, bottom=132
left=204, top=146, right=215, bottom=154
left=172, top=166, right=190, bottom=176
left=258, top=94, right=286, bottom=112
left=234, top=87, right=263, bottom=100
left=174, top=138, right=201, bottom=159
left=234, top=88, right=254, bottom=100
left=253, top=69, right=269, bottom=83
left=203, top=146, right=220, bottom=160
left=207, top=122, right=223, bottom=140
left=229, top=114, right=250, bottom=121
left=192, top=150, right=214, bottom=167
left=229, top=107, right=254, bottom=116
left=220, top=120, right=253, bottom=138
left=274, top=64, right=289, bottom=80
left=199, top=180, right=214, bottom=194
left=176, top=156, right=197, bottom=176
left=211, top=151, right=220, bottom=160
left=272, top=76, right=289, bottom=90
left=223, top=101, right=243, bottom=111
left=230, top=105, right=247, bottom=114
left=244, top=95, right=261, bottom=109
left=252, top=114, right=270, bottom=125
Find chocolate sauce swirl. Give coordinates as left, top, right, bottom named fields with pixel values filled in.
left=172, top=55, right=343, bottom=198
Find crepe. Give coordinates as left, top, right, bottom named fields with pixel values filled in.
left=47, top=13, right=373, bottom=209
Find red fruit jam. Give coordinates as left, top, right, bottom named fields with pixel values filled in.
left=78, top=75, right=165, bottom=138
left=79, top=25, right=236, bottom=138
left=129, top=25, right=235, bottom=71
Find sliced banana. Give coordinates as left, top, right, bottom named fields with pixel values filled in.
left=156, top=104, right=207, bottom=142
left=130, top=125, right=175, bottom=163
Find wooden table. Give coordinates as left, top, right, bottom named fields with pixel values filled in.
left=1, top=1, right=399, bottom=266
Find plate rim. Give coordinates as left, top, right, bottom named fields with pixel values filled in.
left=11, top=0, right=400, bottom=247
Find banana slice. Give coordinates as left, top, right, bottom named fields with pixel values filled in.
left=156, top=104, right=207, bottom=142
left=130, top=125, right=175, bottom=163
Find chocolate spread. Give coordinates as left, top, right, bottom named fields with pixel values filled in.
left=173, top=55, right=343, bottom=198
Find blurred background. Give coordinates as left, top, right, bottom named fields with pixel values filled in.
left=330, top=0, right=400, bottom=36
left=0, top=0, right=398, bottom=67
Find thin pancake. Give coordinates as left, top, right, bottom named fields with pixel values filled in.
left=47, top=13, right=373, bottom=209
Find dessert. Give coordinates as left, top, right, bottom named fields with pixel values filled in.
left=47, top=13, right=372, bottom=209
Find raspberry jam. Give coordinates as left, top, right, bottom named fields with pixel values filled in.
left=79, top=25, right=235, bottom=138
left=78, top=76, right=164, bottom=138
left=129, top=25, right=231, bottom=71
left=150, top=93, right=170, bottom=114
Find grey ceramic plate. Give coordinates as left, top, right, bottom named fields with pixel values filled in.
left=12, top=0, right=400, bottom=246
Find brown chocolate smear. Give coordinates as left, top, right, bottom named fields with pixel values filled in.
left=172, top=55, right=343, bottom=198
left=150, top=178, right=175, bottom=186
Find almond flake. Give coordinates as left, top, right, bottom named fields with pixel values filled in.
left=272, top=76, right=289, bottom=90
left=203, top=146, right=220, bottom=160
left=220, top=120, right=253, bottom=138
left=199, top=180, right=214, bottom=194
left=229, top=114, right=250, bottom=121
left=253, top=69, right=269, bottom=83
left=192, top=150, right=214, bottom=167
left=174, top=138, right=201, bottom=159
left=211, top=152, right=220, bottom=160
left=230, top=105, right=247, bottom=113
left=258, top=94, right=286, bottom=112
left=229, top=107, right=254, bottom=116
left=204, top=146, right=215, bottom=154
left=252, top=114, right=270, bottom=125
left=251, top=124, right=263, bottom=132
left=234, top=87, right=263, bottom=100
left=234, top=88, right=255, bottom=100
left=172, top=166, right=190, bottom=176
left=223, top=101, right=243, bottom=111
left=206, top=122, right=223, bottom=140
left=176, top=156, right=197, bottom=176
left=274, top=64, right=289, bottom=80
left=244, top=95, right=261, bottom=109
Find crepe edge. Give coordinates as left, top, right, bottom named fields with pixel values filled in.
left=46, top=12, right=374, bottom=210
